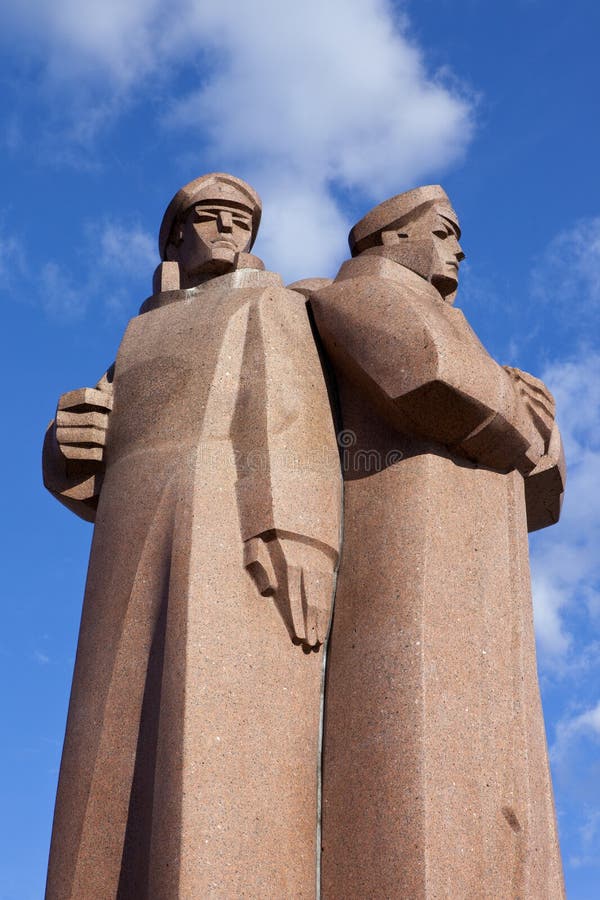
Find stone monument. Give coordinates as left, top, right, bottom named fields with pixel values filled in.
left=310, top=185, right=566, bottom=899
left=43, top=173, right=342, bottom=898
left=43, top=176, right=566, bottom=898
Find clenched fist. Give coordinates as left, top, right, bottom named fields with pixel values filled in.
left=55, top=387, right=113, bottom=468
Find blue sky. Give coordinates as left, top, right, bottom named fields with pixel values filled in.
left=1, top=0, right=599, bottom=896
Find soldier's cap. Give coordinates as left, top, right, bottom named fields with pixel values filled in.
left=159, top=173, right=262, bottom=259
left=349, top=185, right=460, bottom=256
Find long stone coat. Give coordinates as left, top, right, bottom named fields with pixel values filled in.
left=310, top=255, right=566, bottom=899
left=43, top=267, right=341, bottom=899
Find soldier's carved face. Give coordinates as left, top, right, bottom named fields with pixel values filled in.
left=169, top=201, right=253, bottom=278
left=378, top=203, right=465, bottom=302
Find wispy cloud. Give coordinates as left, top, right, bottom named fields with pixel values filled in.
left=550, top=698, right=600, bottom=869
left=96, top=221, right=156, bottom=278
left=0, top=0, right=475, bottom=278
left=522, top=216, right=600, bottom=675
left=2, top=0, right=164, bottom=87
left=40, top=261, right=88, bottom=319
left=162, top=1, right=475, bottom=278
left=531, top=216, right=600, bottom=326
left=0, top=225, right=26, bottom=285
left=18, top=219, right=155, bottom=321
left=569, top=810, right=600, bottom=869
left=530, top=352, right=600, bottom=668
left=552, top=700, right=600, bottom=766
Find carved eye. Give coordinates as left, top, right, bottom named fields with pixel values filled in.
left=433, top=228, right=448, bottom=238
left=233, top=218, right=251, bottom=231
left=194, top=207, right=219, bottom=222
left=381, top=229, right=408, bottom=246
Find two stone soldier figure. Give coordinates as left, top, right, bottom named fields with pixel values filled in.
left=43, top=176, right=565, bottom=898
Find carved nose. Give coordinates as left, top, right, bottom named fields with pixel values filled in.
left=218, top=211, right=234, bottom=233
left=456, top=243, right=465, bottom=263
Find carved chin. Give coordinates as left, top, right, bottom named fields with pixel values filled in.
left=431, top=272, right=458, bottom=299
left=210, top=246, right=238, bottom=264
left=186, top=246, right=238, bottom=279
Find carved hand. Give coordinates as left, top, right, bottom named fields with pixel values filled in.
left=55, top=387, right=113, bottom=470
left=244, top=533, right=336, bottom=649
left=504, top=366, right=556, bottom=469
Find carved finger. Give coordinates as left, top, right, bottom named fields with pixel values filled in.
left=317, top=572, right=334, bottom=645
left=287, top=565, right=306, bottom=644
left=56, top=410, right=109, bottom=429
left=303, top=569, right=334, bottom=646
left=516, top=368, right=554, bottom=401
left=60, top=445, right=104, bottom=462
left=58, top=388, right=113, bottom=413
left=302, top=571, right=319, bottom=649
left=523, top=403, right=552, bottom=443
left=524, top=394, right=555, bottom=424
left=520, top=386, right=555, bottom=425
left=243, top=538, right=277, bottom=596
left=546, top=420, right=564, bottom=467
left=56, top=426, right=107, bottom=447
left=506, top=367, right=556, bottom=418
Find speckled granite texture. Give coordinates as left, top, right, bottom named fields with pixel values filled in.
left=43, top=178, right=565, bottom=898
left=312, top=185, right=565, bottom=899
left=43, top=175, right=341, bottom=898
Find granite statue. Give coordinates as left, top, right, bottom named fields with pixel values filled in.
left=43, top=173, right=341, bottom=898
left=43, top=176, right=565, bottom=898
left=310, top=185, right=566, bottom=898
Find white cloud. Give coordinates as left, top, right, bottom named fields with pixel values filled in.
left=552, top=699, right=600, bottom=767
left=530, top=353, right=600, bottom=667
left=2, top=0, right=164, bottom=86
left=162, top=2, right=471, bottom=189
left=531, top=217, right=600, bottom=319
left=97, top=221, right=156, bottom=278
left=27, top=220, right=155, bottom=321
left=164, top=1, right=474, bottom=277
left=255, top=178, right=350, bottom=283
left=0, top=225, right=25, bottom=285
left=0, top=0, right=474, bottom=278
left=570, top=810, right=600, bottom=869
left=40, top=261, right=87, bottom=319
left=531, top=573, right=572, bottom=658
left=528, top=222, right=600, bottom=669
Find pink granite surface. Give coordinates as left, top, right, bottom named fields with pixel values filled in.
left=43, top=179, right=565, bottom=898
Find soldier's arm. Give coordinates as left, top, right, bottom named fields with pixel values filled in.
left=231, top=290, right=341, bottom=647
left=310, top=269, right=546, bottom=476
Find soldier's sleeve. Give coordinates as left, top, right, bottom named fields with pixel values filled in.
left=310, top=267, right=542, bottom=476
left=231, top=287, right=341, bottom=560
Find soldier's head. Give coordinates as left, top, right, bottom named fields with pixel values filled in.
left=349, top=185, right=464, bottom=303
left=159, top=173, right=262, bottom=282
